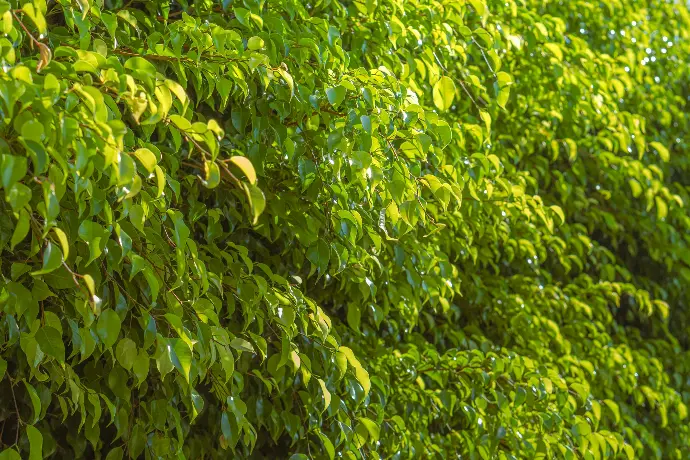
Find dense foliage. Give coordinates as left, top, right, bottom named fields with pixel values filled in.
left=1, top=0, right=690, bottom=458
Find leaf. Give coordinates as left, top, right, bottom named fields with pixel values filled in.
left=51, top=228, right=70, bottom=259
left=656, top=196, right=668, bottom=220
left=468, top=0, right=485, bottom=16
left=23, top=381, right=41, bottom=424
left=217, top=345, right=235, bottom=383
left=154, top=165, right=166, bottom=197
left=2, top=155, right=27, bottom=189
left=629, top=179, right=643, bottom=198
left=335, top=351, right=347, bottom=380
left=307, top=239, right=330, bottom=274
left=10, top=209, right=30, bottom=250
left=105, top=447, right=124, bottom=460
left=115, top=338, right=137, bottom=371
left=35, top=326, right=65, bottom=363
left=514, top=387, right=526, bottom=407
left=354, top=365, right=371, bottom=396
left=133, top=148, right=157, bottom=173
left=124, top=57, right=157, bottom=80
left=277, top=68, right=295, bottom=100
left=132, top=350, right=149, bottom=385
left=243, top=183, right=266, bottom=225
left=76, top=0, right=91, bottom=19
left=650, top=141, right=670, bottom=162
left=358, top=417, right=380, bottom=443
left=22, top=4, right=46, bottom=34
left=168, top=338, right=192, bottom=383
left=31, top=242, right=63, bottom=275
left=326, top=86, right=347, bottom=108
left=544, top=43, right=563, bottom=60
left=0, top=448, right=21, bottom=460
left=550, top=205, right=565, bottom=225
left=623, top=445, right=634, bottom=460
left=495, top=72, right=513, bottom=109
left=6, top=183, right=32, bottom=212
left=82, top=274, right=96, bottom=298
left=247, top=36, right=264, bottom=50
left=603, top=399, right=620, bottom=424
left=26, top=425, right=43, bottom=460
left=96, top=310, right=122, bottom=349
left=432, top=76, right=456, bottom=111
left=229, top=156, right=257, bottom=184
left=36, top=43, right=52, bottom=73
left=203, top=161, right=220, bottom=189
left=318, top=432, right=335, bottom=460
left=230, top=337, right=254, bottom=353
left=317, top=378, right=331, bottom=412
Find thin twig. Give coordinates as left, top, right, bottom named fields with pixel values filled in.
left=12, top=11, right=41, bottom=47
left=9, top=378, right=23, bottom=445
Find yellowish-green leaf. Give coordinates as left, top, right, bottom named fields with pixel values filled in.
left=432, top=76, right=456, bottom=111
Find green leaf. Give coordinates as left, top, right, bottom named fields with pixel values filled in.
left=218, top=345, right=235, bottom=383
left=656, top=196, right=668, bottom=220
left=358, top=417, right=380, bottom=443
left=623, top=445, right=634, bottom=460
left=97, top=310, right=122, bottom=349
left=243, top=183, right=266, bottom=225
left=307, top=239, right=330, bottom=274
left=133, top=148, right=157, bottom=173
left=35, top=326, right=65, bottom=363
left=21, top=4, right=46, bottom=34
left=550, top=205, right=565, bottom=225
left=230, top=337, right=254, bottom=354
left=432, top=76, right=456, bottom=111
left=168, top=338, right=192, bottom=383
left=124, top=57, right=157, bottom=80
left=2, top=155, right=27, bottom=189
left=0, top=448, right=21, bottom=460
left=76, top=0, right=91, bottom=19
left=603, top=399, right=620, bottom=424
left=132, top=350, right=150, bottom=386
left=247, top=36, right=264, bottom=50
left=229, top=156, right=257, bottom=184
left=116, top=338, right=137, bottom=370
left=23, top=380, right=41, bottom=424
left=649, top=141, right=670, bottom=162
left=10, top=209, right=30, bottom=250
left=204, top=161, right=221, bottom=189
left=354, top=365, right=371, bottom=396
left=495, top=72, right=513, bottom=109
left=6, top=183, right=32, bottom=212
left=514, top=387, right=526, bottom=407
left=571, top=420, right=592, bottom=438
left=26, top=425, right=43, bottom=460
left=51, top=228, right=70, bottom=259
left=105, top=447, right=124, bottom=460
left=31, top=242, right=64, bottom=275
left=468, top=0, right=486, bottom=16
left=317, top=378, right=331, bottom=412
left=318, top=432, right=335, bottom=460
left=326, top=86, right=347, bottom=108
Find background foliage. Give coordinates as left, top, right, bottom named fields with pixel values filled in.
left=0, top=0, right=689, bottom=458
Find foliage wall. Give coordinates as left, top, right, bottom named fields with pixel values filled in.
left=0, top=0, right=689, bottom=458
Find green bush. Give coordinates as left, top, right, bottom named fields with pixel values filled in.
left=1, top=0, right=689, bottom=458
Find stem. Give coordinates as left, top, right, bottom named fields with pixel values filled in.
left=9, top=378, right=23, bottom=445
left=12, top=11, right=41, bottom=47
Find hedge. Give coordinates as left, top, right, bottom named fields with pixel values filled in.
left=0, top=0, right=689, bottom=458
